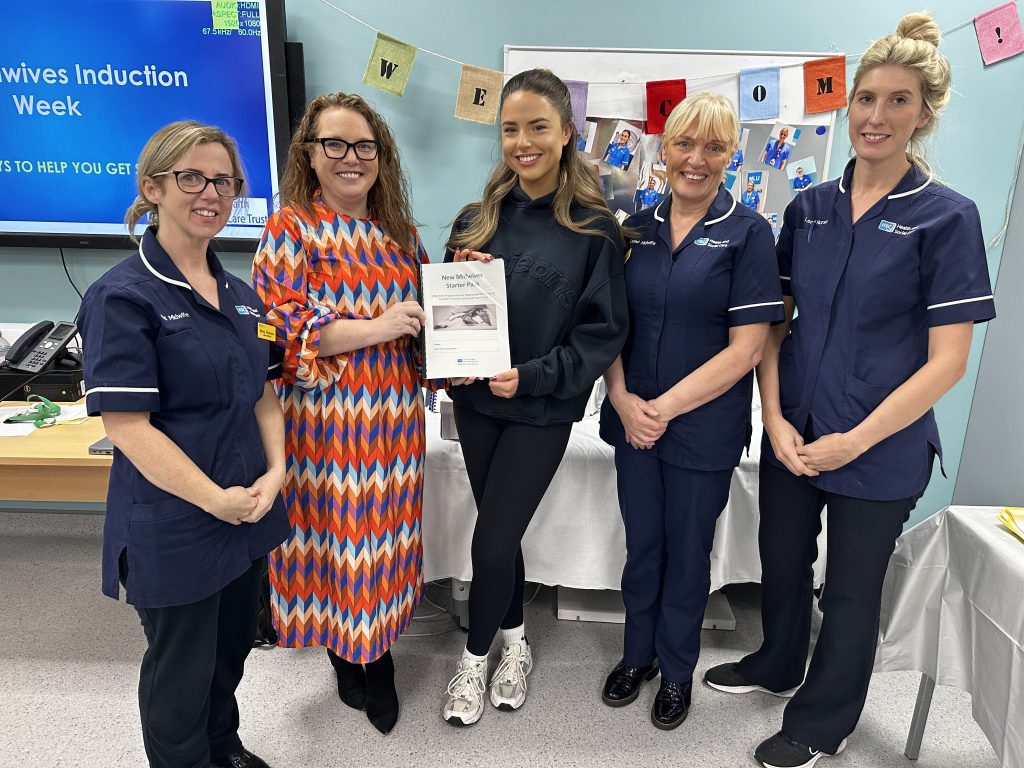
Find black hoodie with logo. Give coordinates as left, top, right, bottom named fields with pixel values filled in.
left=443, top=186, right=628, bottom=426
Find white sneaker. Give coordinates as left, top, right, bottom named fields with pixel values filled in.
left=442, top=657, right=488, bottom=726
left=489, top=641, right=533, bottom=711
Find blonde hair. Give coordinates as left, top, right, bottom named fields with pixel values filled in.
left=125, top=121, right=246, bottom=243
left=662, top=92, right=740, bottom=158
left=850, top=11, right=952, bottom=168
left=279, top=92, right=416, bottom=252
left=447, top=68, right=622, bottom=251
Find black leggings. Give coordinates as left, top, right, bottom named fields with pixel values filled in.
left=454, top=405, right=572, bottom=656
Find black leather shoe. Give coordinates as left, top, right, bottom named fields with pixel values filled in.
left=601, top=659, right=660, bottom=707
left=210, top=748, right=271, bottom=768
left=327, top=648, right=366, bottom=710
left=651, top=679, right=691, bottom=730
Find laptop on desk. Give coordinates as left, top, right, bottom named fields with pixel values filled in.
left=88, top=437, right=114, bottom=456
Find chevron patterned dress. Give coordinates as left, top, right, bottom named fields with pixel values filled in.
left=252, top=197, right=425, bottom=663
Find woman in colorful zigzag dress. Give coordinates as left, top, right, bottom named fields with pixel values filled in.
left=252, top=92, right=428, bottom=735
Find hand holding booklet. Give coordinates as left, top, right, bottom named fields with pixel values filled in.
left=420, top=261, right=511, bottom=379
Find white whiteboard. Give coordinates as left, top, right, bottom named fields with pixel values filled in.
left=504, top=46, right=838, bottom=162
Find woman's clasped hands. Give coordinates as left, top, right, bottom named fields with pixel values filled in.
left=610, top=390, right=667, bottom=450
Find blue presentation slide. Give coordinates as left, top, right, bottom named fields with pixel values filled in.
left=0, top=0, right=279, bottom=240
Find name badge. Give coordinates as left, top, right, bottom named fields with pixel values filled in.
left=257, top=322, right=276, bottom=341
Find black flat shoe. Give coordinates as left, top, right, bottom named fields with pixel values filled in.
left=364, top=650, right=399, bottom=734
left=601, top=659, right=660, bottom=707
left=327, top=648, right=366, bottom=710
left=210, top=748, right=271, bottom=768
left=651, top=679, right=691, bottom=730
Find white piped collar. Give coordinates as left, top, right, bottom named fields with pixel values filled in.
left=838, top=158, right=933, bottom=199
left=654, top=187, right=736, bottom=226
left=135, top=228, right=227, bottom=292
left=138, top=241, right=192, bottom=291
left=706, top=196, right=737, bottom=225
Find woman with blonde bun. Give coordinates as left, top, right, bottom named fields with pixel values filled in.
left=703, top=13, right=995, bottom=767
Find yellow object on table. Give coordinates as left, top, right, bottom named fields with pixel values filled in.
left=997, top=507, right=1024, bottom=544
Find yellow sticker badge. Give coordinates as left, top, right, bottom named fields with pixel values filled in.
left=257, top=322, right=276, bottom=341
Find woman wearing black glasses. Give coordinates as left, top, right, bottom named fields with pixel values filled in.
left=251, top=93, right=428, bottom=735
left=76, top=121, right=289, bottom=768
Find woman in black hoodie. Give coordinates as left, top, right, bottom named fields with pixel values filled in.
left=440, top=68, right=628, bottom=727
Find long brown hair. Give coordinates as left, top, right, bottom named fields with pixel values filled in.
left=448, top=68, right=623, bottom=251
left=279, top=92, right=416, bottom=252
left=124, top=121, right=246, bottom=243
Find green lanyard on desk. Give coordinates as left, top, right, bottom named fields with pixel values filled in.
left=4, top=394, right=61, bottom=428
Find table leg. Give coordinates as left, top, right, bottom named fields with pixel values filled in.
left=450, top=579, right=471, bottom=630
left=905, top=673, right=935, bottom=760
left=702, top=590, right=737, bottom=630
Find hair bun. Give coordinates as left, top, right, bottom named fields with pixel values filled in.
left=897, top=11, right=942, bottom=47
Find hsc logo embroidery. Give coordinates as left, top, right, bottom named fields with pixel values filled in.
left=234, top=304, right=262, bottom=317
left=878, top=220, right=918, bottom=236
left=694, top=237, right=730, bottom=248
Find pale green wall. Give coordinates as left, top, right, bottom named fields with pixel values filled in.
left=3, top=0, right=1021, bottom=525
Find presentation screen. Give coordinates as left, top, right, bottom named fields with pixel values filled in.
left=0, top=0, right=291, bottom=250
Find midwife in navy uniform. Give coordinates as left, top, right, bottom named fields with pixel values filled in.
left=76, top=122, right=289, bottom=768
left=599, top=92, right=784, bottom=730
left=703, top=14, right=996, bottom=768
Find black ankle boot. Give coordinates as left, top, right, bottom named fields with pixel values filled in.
left=327, top=648, right=366, bottom=710
left=364, top=650, right=399, bottom=734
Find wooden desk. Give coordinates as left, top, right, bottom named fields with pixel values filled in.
left=0, top=402, right=110, bottom=503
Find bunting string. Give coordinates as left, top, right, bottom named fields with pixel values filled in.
left=315, top=0, right=1018, bottom=79
left=311, top=0, right=1023, bottom=249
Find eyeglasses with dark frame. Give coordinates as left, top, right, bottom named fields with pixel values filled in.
left=150, top=170, right=244, bottom=198
left=310, top=137, right=379, bottom=161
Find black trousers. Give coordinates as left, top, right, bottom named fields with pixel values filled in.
left=615, top=448, right=733, bottom=683
left=133, top=560, right=261, bottom=768
left=454, top=405, right=572, bottom=656
left=737, top=459, right=918, bottom=753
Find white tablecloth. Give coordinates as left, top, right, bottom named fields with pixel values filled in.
left=421, top=403, right=827, bottom=592
left=875, top=505, right=1024, bottom=767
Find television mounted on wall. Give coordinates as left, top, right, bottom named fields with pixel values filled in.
left=0, top=0, right=301, bottom=251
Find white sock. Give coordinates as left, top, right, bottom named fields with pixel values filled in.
left=461, top=647, right=488, bottom=666
left=499, top=624, right=526, bottom=647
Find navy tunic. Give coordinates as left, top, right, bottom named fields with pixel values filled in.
left=76, top=228, right=289, bottom=608
left=770, top=160, right=996, bottom=500
left=600, top=185, right=785, bottom=470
